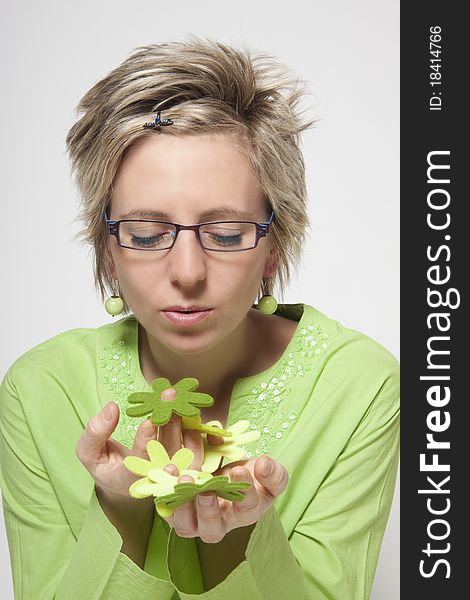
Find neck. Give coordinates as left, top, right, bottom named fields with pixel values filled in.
left=138, top=310, right=260, bottom=400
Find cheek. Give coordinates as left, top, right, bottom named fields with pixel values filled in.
left=112, top=255, right=165, bottom=299
left=212, top=254, right=265, bottom=294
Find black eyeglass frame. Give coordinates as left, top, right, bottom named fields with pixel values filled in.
left=103, top=209, right=275, bottom=252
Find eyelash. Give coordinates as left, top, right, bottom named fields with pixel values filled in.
left=205, top=232, right=242, bottom=245
left=130, top=234, right=168, bottom=247
left=129, top=231, right=243, bottom=247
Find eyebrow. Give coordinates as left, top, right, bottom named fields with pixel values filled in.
left=116, top=207, right=257, bottom=221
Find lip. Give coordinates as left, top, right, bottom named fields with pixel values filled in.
left=161, top=307, right=213, bottom=327
left=163, top=305, right=211, bottom=312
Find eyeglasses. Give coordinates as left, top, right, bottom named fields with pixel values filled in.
left=103, top=210, right=275, bottom=252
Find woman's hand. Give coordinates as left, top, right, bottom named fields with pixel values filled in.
left=163, top=456, right=288, bottom=543
left=157, top=388, right=289, bottom=543
left=75, top=400, right=157, bottom=503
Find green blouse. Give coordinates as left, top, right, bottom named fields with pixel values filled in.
left=0, top=303, right=400, bottom=599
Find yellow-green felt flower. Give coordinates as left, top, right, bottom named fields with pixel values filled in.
left=182, top=415, right=233, bottom=438
left=123, top=440, right=211, bottom=499
left=201, top=420, right=261, bottom=473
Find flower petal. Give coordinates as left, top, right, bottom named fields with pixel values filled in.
left=222, top=446, right=247, bottom=461
left=151, top=378, right=171, bottom=394
left=174, top=378, right=199, bottom=392
left=235, top=430, right=262, bottom=445
left=185, top=392, right=214, bottom=407
left=228, top=420, right=251, bottom=435
left=201, top=450, right=223, bottom=473
left=129, top=477, right=160, bottom=499
left=181, top=469, right=213, bottom=483
left=148, top=468, right=177, bottom=484
left=147, top=469, right=178, bottom=496
left=152, top=401, right=174, bottom=426
left=146, top=440, right=171, bottom=467
left=123, top=455, right=153, bottom=477
left=181, top=415, right=202, bottom=429
left=171, top=447, right=195, bottom=472
left=155, top=501, right=175, bottom=518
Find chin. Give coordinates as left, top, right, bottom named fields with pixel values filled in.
left=160, top=331, right=223, bottom=357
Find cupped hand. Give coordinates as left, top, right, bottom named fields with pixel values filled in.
left=75, top=400, right=157, bottom=502
left=163, top=455, right=289, bottom=543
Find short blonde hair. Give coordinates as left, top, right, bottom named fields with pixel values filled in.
left=65, top=36, right=315, bottom=315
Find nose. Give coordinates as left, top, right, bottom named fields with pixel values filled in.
left=167, top=229, right=207, bottom=286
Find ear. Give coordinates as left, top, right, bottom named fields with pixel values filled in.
left=263, top=246, right=279, bottom=279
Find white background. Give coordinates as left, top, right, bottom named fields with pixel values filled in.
left=0, top=0, right=400, bottom=597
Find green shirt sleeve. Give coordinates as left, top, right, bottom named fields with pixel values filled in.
left=0, top=372, right=176, bottom=600
left=288, top=376, right=400, bottom=599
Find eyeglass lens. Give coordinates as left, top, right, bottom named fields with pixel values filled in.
left=118, top=221, right=258, bottom=251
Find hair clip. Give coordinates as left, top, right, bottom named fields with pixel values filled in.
left=143, top=111, right=174, bottom=129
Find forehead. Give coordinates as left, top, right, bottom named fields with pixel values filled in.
left=111, top=133, right=266, bottom=220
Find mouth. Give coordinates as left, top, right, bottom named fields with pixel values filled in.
left=161, top=306, right=213, bottom=326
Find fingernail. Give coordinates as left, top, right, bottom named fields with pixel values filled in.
left=161, top=388, right=177, bottom=401
left=164, top=464, right=179, bottom=476
left=198, top=494, right=215, bottom=506
left=103, top=402, right=114, bottom=421
left=262, top=457, right=273, bottom=477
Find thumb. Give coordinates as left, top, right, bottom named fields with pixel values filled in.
left=254, top=456, right=289, bottom=499
left=76, top=401, right=118, bottom=465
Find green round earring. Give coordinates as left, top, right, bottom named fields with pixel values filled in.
left=258, top=295, right=278, bottom=315
left=105, top=280, right=124, bottom=317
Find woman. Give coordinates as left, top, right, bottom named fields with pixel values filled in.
left=0, top=38, right=399, bottom=599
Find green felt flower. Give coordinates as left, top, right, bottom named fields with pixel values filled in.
left=154, top=476, right=252, bottom=518
left=126, top=377, right=214, bottom=426
left=201, top=420, right=262, bottom=473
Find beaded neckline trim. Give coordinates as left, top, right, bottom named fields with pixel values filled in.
left=241, top=321, right=329, bottom=458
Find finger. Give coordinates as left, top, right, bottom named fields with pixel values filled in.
left=158, top=413, right=182, bottom=458
left=158, top=388, right=182, bottom=457
left=161, top=388, right=177, bottom=402
left=207, top=433, right=224, bottom=446
left=75, top=401, right=118, bottom=467
left=182, top=428, right=204, bottom=469
left=254, top=456, right=289, bottom=500
left=163, top=464, right=179, bottom=477
left=230, top=466, right=259, bottom=515
left=171, top=474, right=197, bottom=538
left=196, top=489, right=224, bottom=544
left=205, top=419, right=224, bottom=446
left=214, top=458, right=248, bottom=477
left=130, top=418, right=157, bottom=459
